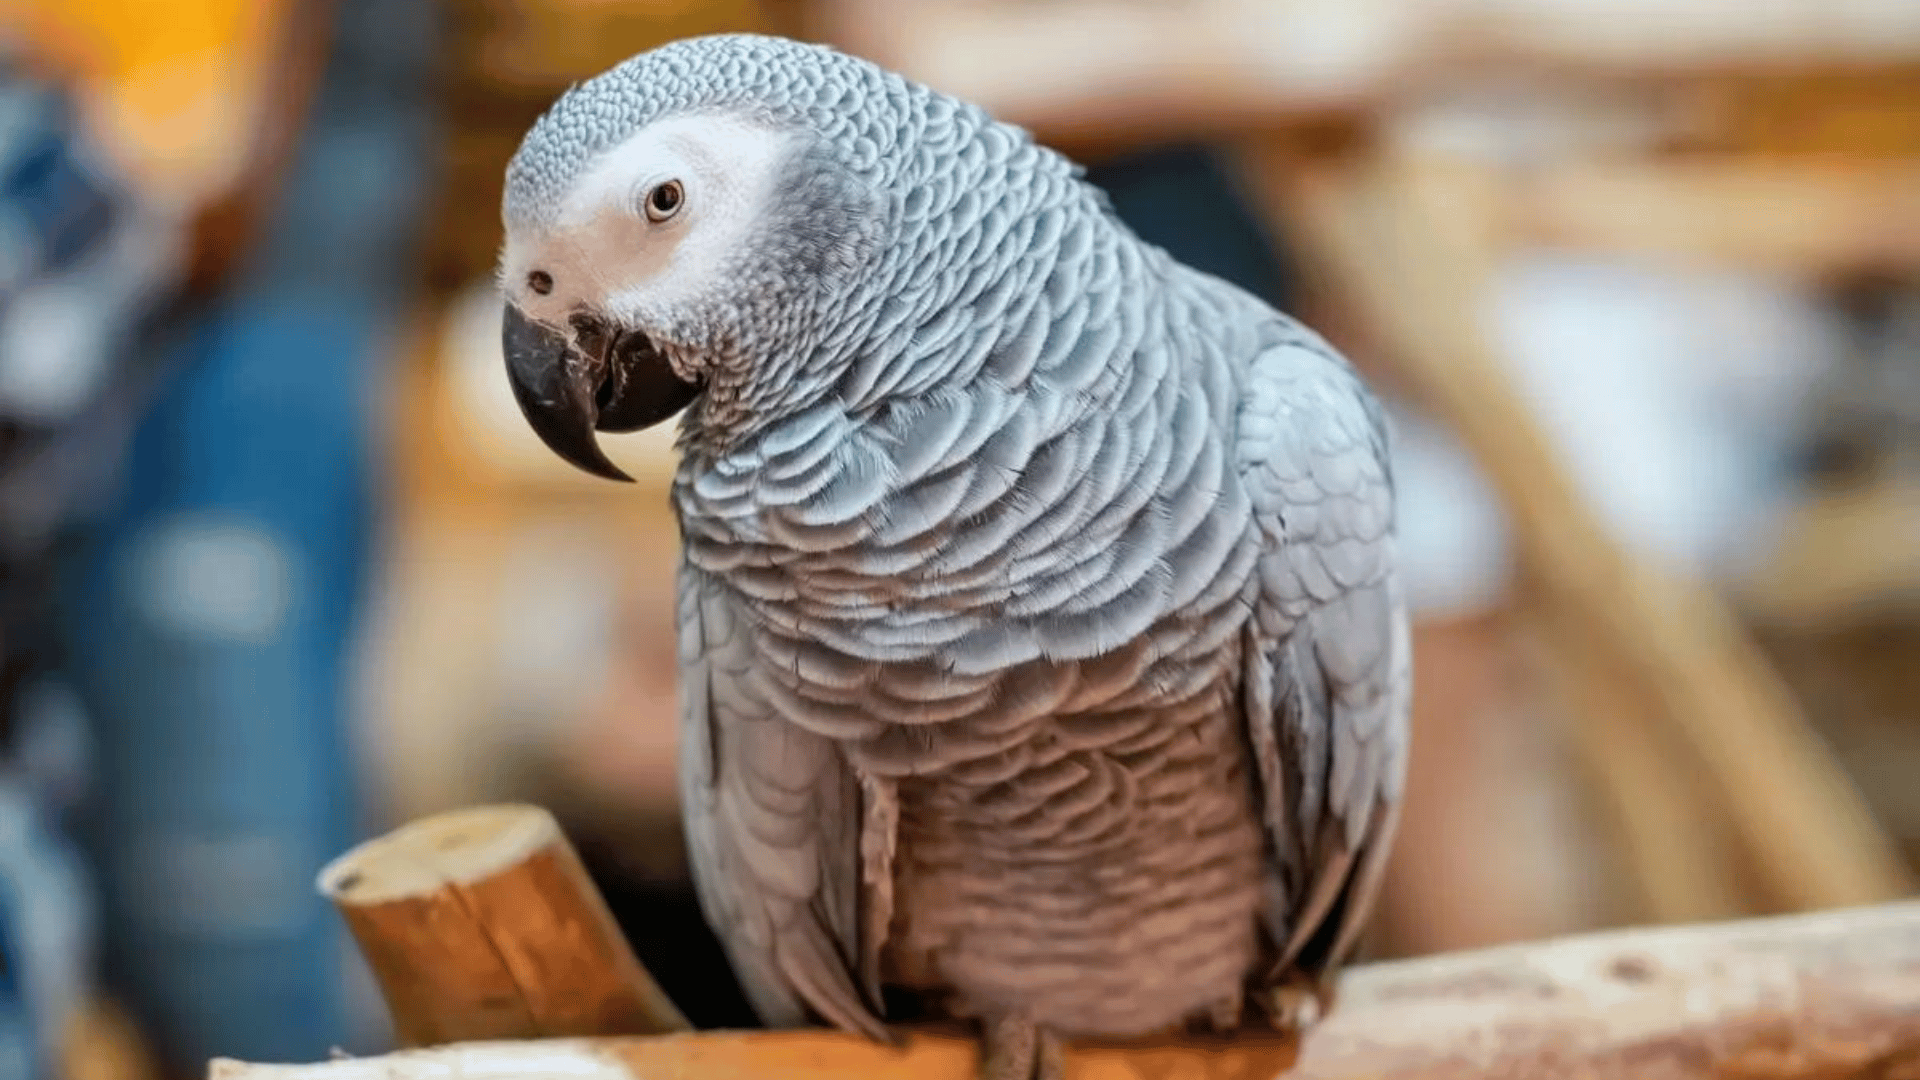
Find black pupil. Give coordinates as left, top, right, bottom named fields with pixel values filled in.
left=527, top=270, right=552, bottom=295
left=652, top=183, right=679, bottom=214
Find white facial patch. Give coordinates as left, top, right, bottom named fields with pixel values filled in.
left=499, top=114, right=797, bottom=331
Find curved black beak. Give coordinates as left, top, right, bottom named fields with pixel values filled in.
left=501, top=302, right=700, bottom=482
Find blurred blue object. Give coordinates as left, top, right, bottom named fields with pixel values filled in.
left=0, top=890, right=29, bottom=1080
left=0, top=41, right=170, bottom=1080
left=62, top=301, right=381, bottom=1068
left=54, top=0, right=439, bottom=1069
left=0, top=771, right=94, bottom=1080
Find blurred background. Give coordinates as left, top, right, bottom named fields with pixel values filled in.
left=0, top=0, right=1916, bottom=1077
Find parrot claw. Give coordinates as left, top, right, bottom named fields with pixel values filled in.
left=1259, top=969, right=1332, bottom=1035
left=1207, top=993, right=1243, bottom=1034
left=978, top=1017, right=1064, bottom=1080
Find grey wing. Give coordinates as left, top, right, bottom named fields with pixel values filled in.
left=1234, top=333, right=1411, bottom=984
left=676, top=561, right=891, bottom=1041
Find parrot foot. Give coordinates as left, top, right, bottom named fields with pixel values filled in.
left=978, top=1016, right=1065, bottom=1080
left=1207, top=992, right=1243, bottom=1033
left=1259, top=969, right=1331, bottom=1035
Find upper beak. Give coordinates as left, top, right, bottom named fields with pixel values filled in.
left=501, top=302, right=701, bottom=482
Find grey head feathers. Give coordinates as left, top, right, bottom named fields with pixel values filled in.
left=508, top=33, right=1002, bottom=230
left=500, top=33, right=1116, bottom=441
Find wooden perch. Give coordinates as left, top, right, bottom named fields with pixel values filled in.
left=215, top=900, right=1920, bottom=1079
left=316, top=803, right=689, bottom=1044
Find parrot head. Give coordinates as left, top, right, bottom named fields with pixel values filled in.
left=496, top=34, right=907, bottom=480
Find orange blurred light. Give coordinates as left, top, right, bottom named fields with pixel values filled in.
left=13, top=0, right=291, bottom=210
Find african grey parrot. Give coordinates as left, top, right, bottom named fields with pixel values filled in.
left=496, top=33, right=1410, bottom=1080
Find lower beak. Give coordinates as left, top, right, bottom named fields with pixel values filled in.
left=501, top=302, right=700, bottom=482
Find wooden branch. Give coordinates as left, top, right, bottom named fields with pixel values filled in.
left=1736, top=470, right=1920, bottom=627
left=1238, top=143, right=1915, bottom=913
left=1521, top=596, right=1752, bottom=924
left=212, top=901, right=1920, bottom=1079
left=810, top=0, right=1920, bottom=151
left=1491, top=159, right=1920, bottom=276
left=810, top=0, right=1417, bottom=156
left=316, top=803, right=689, bottom=1045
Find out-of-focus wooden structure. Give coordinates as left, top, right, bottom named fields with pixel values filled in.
left=1249, top=71, right=1920, bottom=932
left=807, top=0, right=1920, bottom=161
left=223, top=803, right=1920, bottom=1079
left=1247, top=149, right=1915, bottom=921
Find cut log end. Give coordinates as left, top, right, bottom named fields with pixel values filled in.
left=318, top=803, right=689, bottom=1045
left=319, top=803, right=563, bottom=905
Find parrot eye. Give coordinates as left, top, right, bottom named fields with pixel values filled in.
left=527, top=270, right=553, bottom=295
left=644, top=180, right=684, bottom=222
